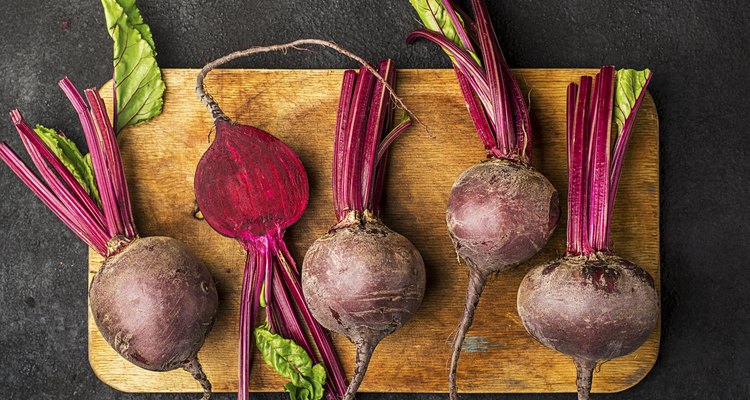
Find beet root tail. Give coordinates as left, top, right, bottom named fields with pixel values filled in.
left=343, top=339, right=377, bottom=400
left=449, top=269, right=489, bottom=400
left=183, top=355, right=212, bottom=400
left=575, top=358, right=595, bottom=400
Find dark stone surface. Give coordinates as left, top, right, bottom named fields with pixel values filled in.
left=0, top=0, right=748, bottom=399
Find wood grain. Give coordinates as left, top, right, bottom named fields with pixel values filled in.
left=89, top=68, right=660, bottom=394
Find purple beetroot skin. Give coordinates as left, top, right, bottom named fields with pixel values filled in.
left=447, top=159, right=559, bottom=273
left=90, top=236, right=218, bottom=375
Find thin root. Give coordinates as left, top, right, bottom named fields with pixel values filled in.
left=195, top=39, right=427, bottom=132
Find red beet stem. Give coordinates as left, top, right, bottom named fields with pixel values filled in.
left=238, top=240, right=267, bottom=400
left=471, top=0, right=513, bottom=154
left=85, top=89, right=137, bottom=239
left=440, top=0, right=476, bottom=53
left=59, top=78, right=127, bottom=241
left=10, top=112, right=110, bottom=252
left=606, top=70, right=653, bottom=244
left=333, top=70, right=358, bottom=221
left=273, top=235, right=349, bottom=398
left=341, top=65, right=377, bottom=214
left=361, top=60, right=394, bottom=210
left=408, top=0, right=533, bottom=164
left=0, top=143, right=107, bottom=254
left=454, top=68, right=496, bottom=154
left=332, top=60, right=406, bottom=218
left=586, top=67, right=615, bottom=251
left=566, top=78, right=593, bottom=255
left=566, top=67, right=652, bottom=255
left=11, top=112, right=106, bottom=234
left=269, top=266, right=339, bottom=400
left=1, top=78, right=138, bottom=256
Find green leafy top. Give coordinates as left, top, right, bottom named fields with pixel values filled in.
left=254, top=323, right=327, bottom=400
left=101, top=0, right=165, bottom=133
left=409, top=0, right=481, bottom=65
left=614, top=68, right=651, bottom=136
left=114, top=0, right=155, bottom=49
left=33, top=125, right=101, bottom=206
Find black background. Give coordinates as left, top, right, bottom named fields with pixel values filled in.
left=1, top=1, right=748, bottom=399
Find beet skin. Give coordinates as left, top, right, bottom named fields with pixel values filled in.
left=90, top=236, right=218, bottom=394
left=446, top=159, right=559, bottom=274
left=517, top=254, right=659, bottom=399
left=302, top=213, right=426, bottom=400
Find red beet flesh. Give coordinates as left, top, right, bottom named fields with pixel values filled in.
left=194, top=120, right=308, bottom=239
left=303, top=213, right=426, bottom=400
left=90, top=236, right=218, bottom=398
left=517, top=254, right=658, bottom=399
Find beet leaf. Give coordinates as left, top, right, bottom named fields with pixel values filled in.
left=101, top=0, right=165, bottom=133
left=33, top=125, right=101, bottom=206
left=255, top=323, right=327, bottom=400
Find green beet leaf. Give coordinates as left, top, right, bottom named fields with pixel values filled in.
left=409, top=0, right=480, bottom=64
left=101, top=0, right=165, bottom=133
left=114, top=0, right=156, bottom=50
left=33, top=125, right=101, bottom=206
left=613, top=68, right=651, bottom=136
left=254, top=323, right=327, bottom=400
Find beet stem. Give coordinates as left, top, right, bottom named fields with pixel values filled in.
left=343, top=339, right=377, bottom=400
left=195, top=39, right=420, bottom=127
left=238, top=244, right=266, bottom=400
left=0, top=143, right=108, bottom=255
left=574, top=358, right=595, bottom=400
left=449, top=269, right=489, bottom=400
left=11, top=111, right=107, bottom=240
left=85, top=89, right=138, bottom=239
left=274, top=240, right=349, bottom=398
left=453, top=67, right=496, bottom=153
left=59, top=78, right=124, bottom=239
left=183, top=355, right=212, bottom=400
left=11, top=114, right=110, bottom=251
left=333, top=70, right=358, bottom=220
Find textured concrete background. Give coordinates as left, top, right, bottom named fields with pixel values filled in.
left=1, top=1, right=748, bottom=399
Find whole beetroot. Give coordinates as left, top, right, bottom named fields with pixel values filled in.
left=517, top=67, right=658, bottom=400
left=408, top=2, right=559, bottom=397
left=90, top=236, right=217, bottom=383
left=0, top=79, right=218, bottom=399
left=302, top=62, right=426, bottom=400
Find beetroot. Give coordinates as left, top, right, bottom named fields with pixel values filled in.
left=517, top=67, right=659, bottom=400
left=447, top=159, right=559, bottom=272
left=302, top=61, right=426, bottom=400
left=194, top=40, right=413, bottom=400
left=90, top=236, right=217, bottom=374
left=0, top=78, right=218, bottom=399
left=408, top=2, right=558, bottom=397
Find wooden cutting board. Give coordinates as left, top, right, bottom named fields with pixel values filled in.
left=88, top=68, right=660, bottom=394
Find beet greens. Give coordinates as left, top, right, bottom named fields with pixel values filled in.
left=517, top=67, right=658, bottom=400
